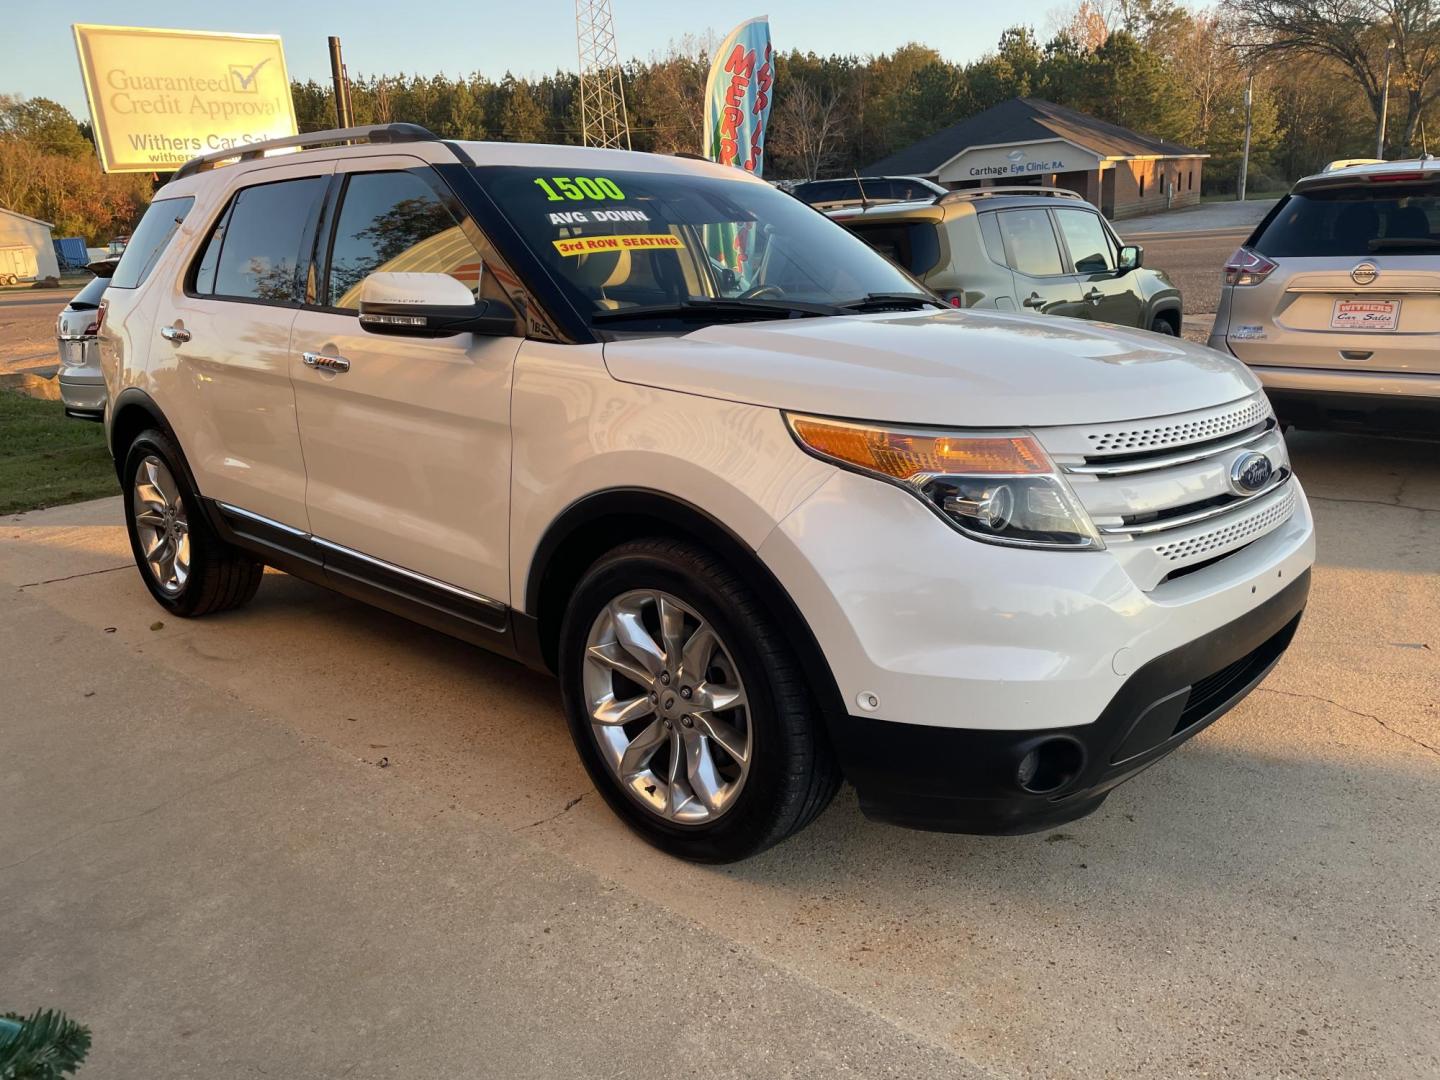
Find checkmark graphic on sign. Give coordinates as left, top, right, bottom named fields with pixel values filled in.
left=229, top=58, right=271, bottom=92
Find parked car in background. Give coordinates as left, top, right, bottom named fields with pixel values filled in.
left=56, top=261, right=116, bottom=420
left=1209, top=159, right=1440, bottom=436
left=790, top=175, right=946, bottom=210
left=831, top=187, right=1184, bottom=334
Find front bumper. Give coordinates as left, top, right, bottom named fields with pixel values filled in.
left=757, top=463, right=1316, bottom=833
left=829, top=571, right=1308, bottom=833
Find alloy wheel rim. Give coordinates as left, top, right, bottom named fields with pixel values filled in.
left=132, top=455, right=190, bottom=595
left=582, top=589, right=752, bottom=825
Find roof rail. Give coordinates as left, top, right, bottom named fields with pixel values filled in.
left=172, top=123, right=443, bottom=180
left=936, top=186, right=1085, bottom=205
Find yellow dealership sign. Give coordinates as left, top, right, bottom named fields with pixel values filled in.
left=73, top=24, right=297, bottom=173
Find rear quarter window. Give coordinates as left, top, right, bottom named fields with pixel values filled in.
left=1251, top=184, right=1440, bottom=257
left=108, top=196, right=195, bottom=290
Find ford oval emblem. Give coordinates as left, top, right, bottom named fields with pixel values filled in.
left=1351, top=262, right=1378, bottom=285
left=1229, top=451, right=1274, bottom=495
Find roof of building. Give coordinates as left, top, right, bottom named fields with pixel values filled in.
left=865, top=97, right=1204, bottom=176
left=0, top=206, right=55, bottom=229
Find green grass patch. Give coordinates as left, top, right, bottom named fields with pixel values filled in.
left=0, top=390, right=118, bottom=514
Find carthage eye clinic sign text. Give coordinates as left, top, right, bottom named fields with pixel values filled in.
left=72, top=24, right=298, bottom=173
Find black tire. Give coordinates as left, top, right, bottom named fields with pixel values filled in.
left=558, top=538, right=841, bottom=862
left=121, top=428, right=263, bottom=617
left=1149, top=315, right=1178, bottom=336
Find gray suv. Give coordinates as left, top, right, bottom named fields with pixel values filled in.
left=1209, top=160, right=1440, bottom=436
left=831, top=188, right=1183, bottom=334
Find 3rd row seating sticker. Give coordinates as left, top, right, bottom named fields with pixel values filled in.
left=553, top=234, right=686, bottom=256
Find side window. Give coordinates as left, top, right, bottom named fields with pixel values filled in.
left=325, top=170, right=479, bottom=311
left=997, top=209, right=1065, bottom=277
left=108, top=196, right=194, bottom=290
left=978, top=212, right=1008, bottom=266
left=1054, top=209, right=1115, bottom=273
left=200, top=177, right=326, bottom=302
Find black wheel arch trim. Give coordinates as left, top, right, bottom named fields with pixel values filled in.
left=107, top=388, right=200, bottom=491
left=524, top=486, right=849, bottom=725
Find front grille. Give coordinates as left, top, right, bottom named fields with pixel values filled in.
left=1038, top=393, right=1300, bottom=591
left=1084, top=398, right=1268, bottom=454
left=1152, top=485, right=1297, bottom=561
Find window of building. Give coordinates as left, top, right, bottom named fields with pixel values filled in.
left=1140, top=171, right=1147, bottom=198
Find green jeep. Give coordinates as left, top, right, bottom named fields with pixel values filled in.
left=830, top=187, right=1184, bottom=335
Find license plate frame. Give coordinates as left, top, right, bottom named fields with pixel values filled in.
left=1331, top=298, right=1400, bottom=331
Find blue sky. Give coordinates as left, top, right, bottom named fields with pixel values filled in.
left=7, top=0, right=1058, bottom=118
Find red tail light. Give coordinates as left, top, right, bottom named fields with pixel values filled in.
left=94, top=301, right=107, bottom=337
left=948, top=295, right=963, bottom=308
left=1223, top=247, right=1277, bottom=286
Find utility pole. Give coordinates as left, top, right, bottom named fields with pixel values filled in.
left=328, top=36, right=354, bottom=128
left=1377, top=41, right=1394, bottom=158
left=1238, top=72, right=1253, bottom=202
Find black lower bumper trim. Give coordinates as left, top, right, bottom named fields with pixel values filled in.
left=829, top=570, right=1311, bottom=834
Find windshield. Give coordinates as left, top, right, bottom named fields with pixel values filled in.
left=1251, top=182, right=1440, bottom=256
left=470, top=165, right=930, bottom=328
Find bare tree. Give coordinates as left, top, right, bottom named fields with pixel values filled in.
left=1230, top=0, right=1440, bottom=151
left=770, top=78, right=846, bottom=179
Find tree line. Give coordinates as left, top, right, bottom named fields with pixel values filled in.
left=2, top=0, right=1435, bottom=242
left=288, top=0, right=1409, bottom=192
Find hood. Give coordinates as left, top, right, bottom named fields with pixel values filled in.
left=602, top=308, right=1259, bottom=428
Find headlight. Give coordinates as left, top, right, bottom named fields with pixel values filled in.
left=786, top=414, right=1102, bottom=550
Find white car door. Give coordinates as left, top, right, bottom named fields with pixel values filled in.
left=150, top=162, right=332, bottom=530
left=289, top=157, right=520, bottom=608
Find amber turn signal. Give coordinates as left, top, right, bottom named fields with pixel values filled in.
left=788, top=415, right=1051, bottom=481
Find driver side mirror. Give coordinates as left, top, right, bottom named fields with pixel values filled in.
left=358, top=271, right=515, bottom=338
left=1117, top=244, right=1144, bottom=273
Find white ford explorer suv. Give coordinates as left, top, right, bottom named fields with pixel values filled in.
left=98, top=125, right=1315, bottom=862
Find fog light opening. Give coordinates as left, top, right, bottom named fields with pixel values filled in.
left=1016, top=737, right=1086, bottom=795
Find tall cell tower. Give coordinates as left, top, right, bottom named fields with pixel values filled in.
left=575, top=0, right=632, bottom=149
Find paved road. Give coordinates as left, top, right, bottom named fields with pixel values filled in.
left=2, top=432, right=1437, bottom=1079
left=1138, top=229, right=1248, bottom=339
left=0, top=287, right=75, bottom=380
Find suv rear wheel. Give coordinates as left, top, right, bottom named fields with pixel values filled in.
left=121, top=429, right=264, bottom=617
left=558, top=539, right=840, bottom=862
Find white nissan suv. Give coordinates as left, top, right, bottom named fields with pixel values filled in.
left=98, top=125, right=1315, bottom=861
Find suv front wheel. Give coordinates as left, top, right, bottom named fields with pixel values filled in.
left=558, top=539, right=840, bottom=862
left=121, top=429, right=264, bottom=617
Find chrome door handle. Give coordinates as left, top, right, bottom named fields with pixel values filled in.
left=302, top=351, right=351, bottom=374
left=160, top=324, right=191, bottom=343
left=1083, top=288, right=1104, bottom=303
left=1022, top=293, right=1045, bottom=309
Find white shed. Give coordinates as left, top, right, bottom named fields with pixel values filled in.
left=0, top=207, right=60, bottom=284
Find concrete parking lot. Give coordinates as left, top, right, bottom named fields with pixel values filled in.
left=2, top=430, right=1437, bottom=1078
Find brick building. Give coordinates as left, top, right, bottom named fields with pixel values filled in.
left=865, top=97, right=1207, bottom=220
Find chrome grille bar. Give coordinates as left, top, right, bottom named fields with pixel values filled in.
left=1065, top=420, right=1276, bottom=477
left=1098, top=471, right=1293, bottom=537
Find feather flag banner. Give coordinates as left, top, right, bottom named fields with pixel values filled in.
left=702, top=16, right=774, bottom=176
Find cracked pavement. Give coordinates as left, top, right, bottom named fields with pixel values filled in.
left=2, top=429, right=1437, bottom=1079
